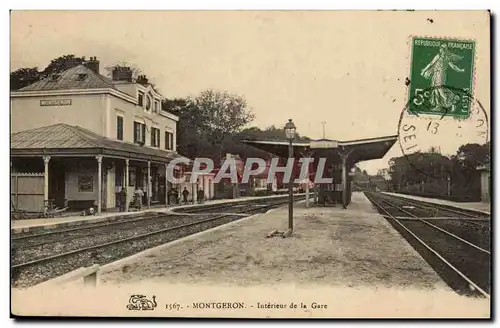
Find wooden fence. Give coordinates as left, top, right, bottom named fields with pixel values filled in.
left=11, top=173, right=44, bottom=213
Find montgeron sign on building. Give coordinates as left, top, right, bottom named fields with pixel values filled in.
left=40, top=99, right=72, bottom=107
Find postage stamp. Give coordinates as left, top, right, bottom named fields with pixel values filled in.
left=398, top=36, right=487, bottom=180
left=408, top=37, right=476, bottom=118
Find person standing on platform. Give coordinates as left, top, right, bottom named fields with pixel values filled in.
left=134, top=186, right=144, bottom=210
left=182, top=187, right=190, bottom=205
left=197, top=189, right=205, bottom=204
left=119, top=187, right=127, bottom=212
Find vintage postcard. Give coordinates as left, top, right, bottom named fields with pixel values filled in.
left=10, top=10, right=491, bottom=319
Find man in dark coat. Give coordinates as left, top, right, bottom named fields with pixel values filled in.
left=182, top=187, right=190, bottom=204
left=197, top=189, right=205, bottom=204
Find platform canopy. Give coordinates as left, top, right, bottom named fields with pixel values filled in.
left=11, top=123, right=192, bottom=164
left=239, top=135, right=398, bottom=164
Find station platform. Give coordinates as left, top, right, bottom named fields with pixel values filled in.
left=10, top=194, right=297, bottom=233
left=382, top=192, right=491, bottom=215
left=100, top=192, right=449, bottom=290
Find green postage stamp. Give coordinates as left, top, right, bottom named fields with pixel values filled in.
left=408, top=37, right=475, bottom=118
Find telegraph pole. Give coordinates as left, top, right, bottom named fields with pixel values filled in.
left=321, top=121, right=326, bottom=139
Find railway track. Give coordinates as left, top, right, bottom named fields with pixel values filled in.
left=365, top=192, right=490, bottom=299
left=11, top=196, right=304, bottom=288
left=375, top=193, right=491, bottom=248
left=11, top=214, right=223, bottom=264
left=379, top=193, right=490, bottom=228
left=11, top=195, right=299, bottom=248
left=12, top=212, right=187, bottom=249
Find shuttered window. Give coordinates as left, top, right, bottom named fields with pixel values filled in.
left=165, top=131, right=174, bottom=150
left=151, top=127, right=160, bottom=147
left=134, top=122, right=146, bottom=144
left=138, top=92, right=144, bottom=106
left=116, top=116, right=124, bottom=140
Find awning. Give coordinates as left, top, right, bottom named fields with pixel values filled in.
left=11, top=123, right=193, bottom=164
left=240, top=135, right=398, bottom=164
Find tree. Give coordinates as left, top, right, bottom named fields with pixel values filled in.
left=42, top=54, right=87, bottom=78
left=196, top=90, right=255, bottom=141
left=10, top=67, right=40, bottom=90
left=162, top=90, right=255, bottom=163
left=455, top=142, right=490, bottom=170
left=387, top=142, right=489, bottom=200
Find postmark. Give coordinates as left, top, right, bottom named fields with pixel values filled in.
left=398, top=86, right=489, bottom=180
left=408, top=37, right=475, bottom=118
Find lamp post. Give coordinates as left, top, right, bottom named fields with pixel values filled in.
left=284, top=119, right=297, bottom=233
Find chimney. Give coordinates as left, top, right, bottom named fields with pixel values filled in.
left=86, top=56, right=100, bottom=74
left=65, top=57, right=81, bottom=70
left=112, top=66, right=133, bottom=82
left=136, top=74, right=149, bottom=85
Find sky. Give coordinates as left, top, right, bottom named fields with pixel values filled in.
left=10, top=10, right=490, bottom=174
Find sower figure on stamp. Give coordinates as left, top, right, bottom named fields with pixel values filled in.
left=420, top=44, right=465, bottom=112
left=182, top=187, right=190, bottom=205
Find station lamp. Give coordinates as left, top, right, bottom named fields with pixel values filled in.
left=284, top=119, right=297, bottom=140
left=266, top=119, right=298, bottom=239
left=284, top=119, right=296, bottom=235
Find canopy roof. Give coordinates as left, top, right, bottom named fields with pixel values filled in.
left=11, top=123, right=192, bottom=164
left=240, top=135, right=398, bottom=164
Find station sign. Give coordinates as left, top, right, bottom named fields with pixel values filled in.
left=310, top=140, right=339, bottom=149
left=40, top=99, right=72, bottom=107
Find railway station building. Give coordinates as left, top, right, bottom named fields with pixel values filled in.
left=477, top=163, right=491, bottom=203
left=10, top=58, right=197, bottom=215
left=241, top=136, right=398, bottom=208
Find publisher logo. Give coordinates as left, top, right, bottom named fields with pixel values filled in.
left=126, top=295, right=157, bottom=311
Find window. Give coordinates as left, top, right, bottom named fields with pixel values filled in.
left=151, top=127, right=160, bottom=147
left=50, top=74, right=60, bottom=82
left=134, top=121, right=146, bottom=144
left=145, top=95, right=151, bottom=111
left=116, top=116, right=124, bottom=140
left=76, top=73, right=88, bottom=81
left=138, top=92, right=144, bottom=107
left=153, top=100, right=159, bottom=113
left=165, top=131, right=174, bottom=150
left=129, top=168, right=136, bottom=187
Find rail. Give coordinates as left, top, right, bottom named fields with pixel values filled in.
left=365, top=192, right=490, bottom=299
left=12, top=197, right=299, bottom=288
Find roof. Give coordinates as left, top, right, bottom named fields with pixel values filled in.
left=11, top=123, right=192, bottom=164
left=240, top=135, right=398, bottom=164
left=18, top=65, right=117, bottom=92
